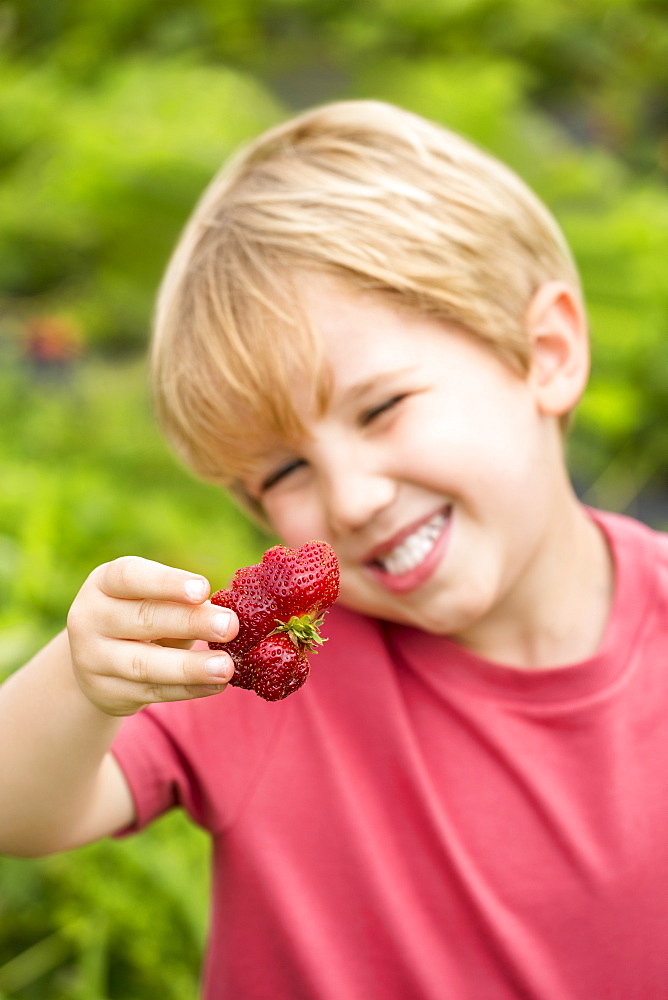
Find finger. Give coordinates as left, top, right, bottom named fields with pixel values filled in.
left=95, top=556, right=211, bottom=605
left=144, top=682, right=229, bottom=703
left=104, top=640, right=235, bottom=688
left=156, top=638, right=217, bottom=651
left=91, top=677, right=230, bottom=714
left=95, top=598, right=238, bottom=644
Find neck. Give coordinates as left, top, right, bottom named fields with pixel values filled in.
left=462, top=491, right=615, bottom=671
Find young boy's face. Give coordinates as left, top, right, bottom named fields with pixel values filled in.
left=245, top=272, right=565, bottom=651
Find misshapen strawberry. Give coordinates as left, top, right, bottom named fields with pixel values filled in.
left=246, top=634, right=310, bottom=702
left=209, top=540, right=339, bottom=701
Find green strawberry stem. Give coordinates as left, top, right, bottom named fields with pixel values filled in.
left=271, top=613, right=327, bottom=652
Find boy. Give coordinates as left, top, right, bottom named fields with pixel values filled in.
left=1, top=100, right=667, bottom=999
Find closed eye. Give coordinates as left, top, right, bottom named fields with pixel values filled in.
left=260, top=458, right=306, bottom=493
left=361, top=394, right=407, bottom=426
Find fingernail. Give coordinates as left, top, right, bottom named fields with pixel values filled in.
left=204, top=655, right=233, bottom=680
left=185, top=578, right=208, bottom=602
left=212, top=611, right=232, bottom=638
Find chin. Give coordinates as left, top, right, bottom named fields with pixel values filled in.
left=400, top=590, right=492, bottom=638
left=341, top=574, right=491, bottom=638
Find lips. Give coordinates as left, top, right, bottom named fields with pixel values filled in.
left=364, top=506, right=452, bottom=594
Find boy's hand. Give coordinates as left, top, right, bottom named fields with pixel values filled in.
left=67, top=556, right=238, bottom=717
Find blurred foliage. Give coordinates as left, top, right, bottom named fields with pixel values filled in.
left=0, top=55, right=282, bottom=349
left=0, top=0, right=666, bottom=501
left=0, top=358, right=269, bottom=998
left=0, top=358, right=267, bottom=667
left=0, top=0, right=667, bottom=996
left=0, top=809, right=210, bottom=1000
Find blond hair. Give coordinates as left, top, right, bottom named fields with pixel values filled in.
left=151, top=99, right=581, bottom=510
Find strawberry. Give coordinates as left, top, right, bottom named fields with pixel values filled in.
left=246, top=634, right=310, bottom=702
left=261, top=541, right=340, bottom=617
left=209, top=540, right=339, bottom=701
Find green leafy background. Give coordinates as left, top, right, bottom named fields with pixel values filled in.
left=0, top=1, right=666, bottom=995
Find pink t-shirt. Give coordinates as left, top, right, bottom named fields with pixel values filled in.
left=112, top=510, right=668, bottom=999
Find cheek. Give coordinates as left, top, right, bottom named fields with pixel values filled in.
left=263, top=492, right=327, bottom=549
left=337, top=565, right=366, bottom=605
left=406, top=390, right=535, bottom=489
left=393, top=404, right=476, bottom=488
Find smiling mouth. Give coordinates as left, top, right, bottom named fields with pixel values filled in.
left=370, top=509, right=451, bottom=576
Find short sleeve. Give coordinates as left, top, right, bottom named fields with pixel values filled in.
left=110, top=706, right=203, bottom=834
left=108, top=681, right=298, bottom=838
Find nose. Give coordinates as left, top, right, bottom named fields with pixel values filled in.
left=320, top=449, right=396, bottom=535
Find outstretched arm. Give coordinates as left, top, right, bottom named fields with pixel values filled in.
left=0, top=557, right=237, bottom=857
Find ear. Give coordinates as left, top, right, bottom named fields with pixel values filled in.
left=525, top=281, right=590, bottom=417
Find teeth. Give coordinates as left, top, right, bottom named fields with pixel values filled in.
left=376, top=511, right=447, bottom=576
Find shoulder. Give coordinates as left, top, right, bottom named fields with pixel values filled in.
left=590, top=507, right=667, bottom=561
left=111, top=606, right=399, bottom=832
left=591, top=508, right=668, bottom=616
left=319, top=602, right=386, bottom=649
left=120, top=604, right=389, bottom=751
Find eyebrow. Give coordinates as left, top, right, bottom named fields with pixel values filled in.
left=249, top=364, right=421, bottom=480
left=342, top=365, right=419, bottom=403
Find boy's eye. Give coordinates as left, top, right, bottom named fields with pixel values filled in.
left=260, top=458, right=306, bottom=493
left=361, top=394, right=407, bottom=426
